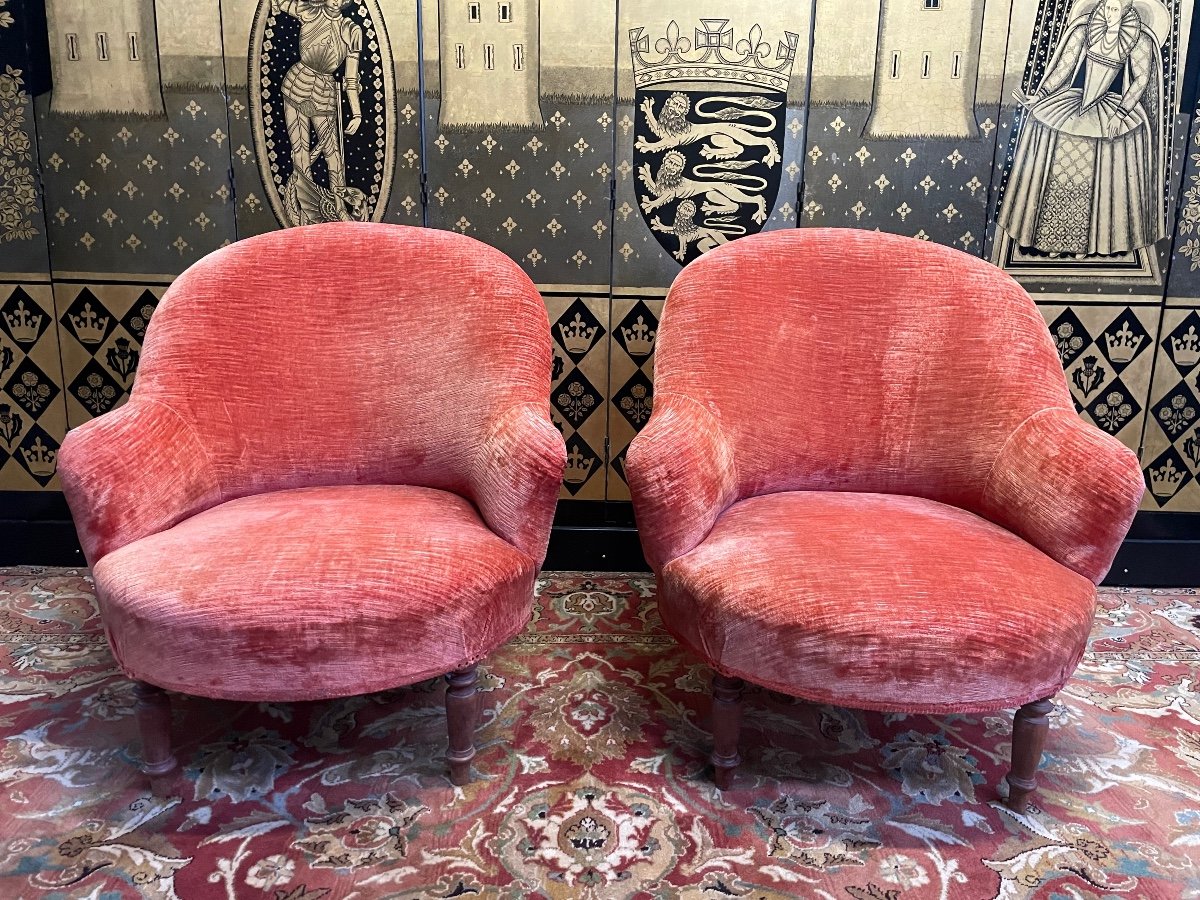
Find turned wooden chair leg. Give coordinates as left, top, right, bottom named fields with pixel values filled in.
left=445, top=665, right=480, bottom=786
left=1005, top=696, right=1054, bottom=813
left=711, top=674, right=744, bottom=791
left=134, top=682, right=177, bottom=776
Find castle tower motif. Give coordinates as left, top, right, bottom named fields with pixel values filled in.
left=863, top=0, right=985, bottom=139
left=438, top=0, right=542, bottom=128
left=45, top=0, right=164, bottom=115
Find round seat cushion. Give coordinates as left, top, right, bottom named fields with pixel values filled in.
left=92, top=484, right=536, bottom=701
left=660, top=491, right=1097, bottom=714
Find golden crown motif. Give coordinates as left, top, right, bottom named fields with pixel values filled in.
left=563, top=446, right=595, bottom=484
left=4, top=300, right=43, bottom=344
left=559, top=313, right=598, bottom=355
left=629, top=20, right=799, bottom=91
left=22, top=437, right=56, bottom=478
left=621, top=316, right=656, bottom=356
left=1104, top=322, right=1143, bottom=365
left=70, top=303, right=111, bottom=345
left=1171, top=325, right=1200, bottom=369
left=1149, top=459, right=1184, bottom=497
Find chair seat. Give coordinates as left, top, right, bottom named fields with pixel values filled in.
left=93, top=485, right=537, bottom=701
left=660, top=491, right=1097, bottom=714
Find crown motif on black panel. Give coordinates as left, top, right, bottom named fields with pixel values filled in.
left=4, top=300, right=43, bottom=345
left=70, top=303, right=112, bottom=345
left=1172, top=325, right=1200, bottom=369
left=563, top=445, right=595, bottom=485
left=629, top=20, right=799, bottom=91
left=1150, top=460, right=1185, bottom=498
left=621, top=316, right=657, bottom=357
left=21, top=436, right=56, bottom=478
left=1104, top=322, right=1144, bottom=365
left=559, top=313, right=599, bottom=355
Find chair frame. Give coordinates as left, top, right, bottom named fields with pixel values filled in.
left=135, top=664, right=484, bottom=786
left=708, top=674, right=1054, bottom=812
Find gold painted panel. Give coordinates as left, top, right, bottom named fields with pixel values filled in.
left=0, top=284, right=68, bottom=491
left=53, top=284, right=164, bottom=429
left=1035, top=302, right=1160, bottom=453
left=1140, top=303, right=1200, bottom=511
left=606, top=297, right=661, bottom=501
left=37, top=0, right=236, bottom=278
left=546, top=294, right=609, bottom=500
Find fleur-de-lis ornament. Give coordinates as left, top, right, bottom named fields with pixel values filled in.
left=656, top=20, right=690, bottom=55
left=736, top=24, right=769, bottom=62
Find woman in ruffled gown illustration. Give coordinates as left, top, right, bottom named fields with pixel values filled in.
left=998, top=0, right=1168, bottom=257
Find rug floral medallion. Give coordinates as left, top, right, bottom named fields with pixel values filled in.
left=0, top=568, right=1197, bottom=899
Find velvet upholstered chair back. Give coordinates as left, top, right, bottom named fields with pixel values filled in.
left=130, top=223, right=552, bottom=504
left=655, top=228, right=1073, bottom=515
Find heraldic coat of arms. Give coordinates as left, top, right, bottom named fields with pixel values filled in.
left=630, top=19, right=798, bottom=265
left=251, top=0, right=396, bottom=227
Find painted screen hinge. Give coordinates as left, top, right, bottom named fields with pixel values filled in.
left=609, top=178, right=617, bottom=211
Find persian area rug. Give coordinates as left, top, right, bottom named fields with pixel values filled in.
left=0, top=569, right=1197, bottom=899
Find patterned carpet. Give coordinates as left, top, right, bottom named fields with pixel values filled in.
left=0, top=568, right=1197, bottom=899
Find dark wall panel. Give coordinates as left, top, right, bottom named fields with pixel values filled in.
left=4, top=0, right=1200, bottom=530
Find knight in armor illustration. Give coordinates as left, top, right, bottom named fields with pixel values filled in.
left=271, top=0, right=368, bottom=223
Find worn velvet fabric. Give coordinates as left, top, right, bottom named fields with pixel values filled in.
left=59, top=223, right=566, bottom=701
left=660, top=493, right=1096, bottom=715
left=627, top=228, right=1145, bottom=713
left=94, top=486, right=536, bottom=701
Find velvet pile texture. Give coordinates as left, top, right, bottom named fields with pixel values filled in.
left=627, top=228, right=1146, bottom=714
left=57, top=222, right=567, bottom=701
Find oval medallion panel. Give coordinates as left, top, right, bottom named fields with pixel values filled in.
left=250, top=0, right=396, bottom=227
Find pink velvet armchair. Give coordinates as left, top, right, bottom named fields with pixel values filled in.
left=59, top=223, right=566, bottom=785
left=626, top=229, right=1145, bottom=810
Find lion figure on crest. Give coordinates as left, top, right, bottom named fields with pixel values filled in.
left=639, top=150, right=770, bottom=224
left=636, top=92, right=783, bottom=167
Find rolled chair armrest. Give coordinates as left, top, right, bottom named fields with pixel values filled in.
left=58, top=399, right=223, bottom=566
left=981, top=406, right=1145, bottom=584
left=470, top=401, right=567, bottom=566
left=626, top=393, right=739, bottom=572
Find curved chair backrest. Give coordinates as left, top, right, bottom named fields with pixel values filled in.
left=655, top=228, right=1071, bottom=513
left=133, top=223, right=551, bottom=500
